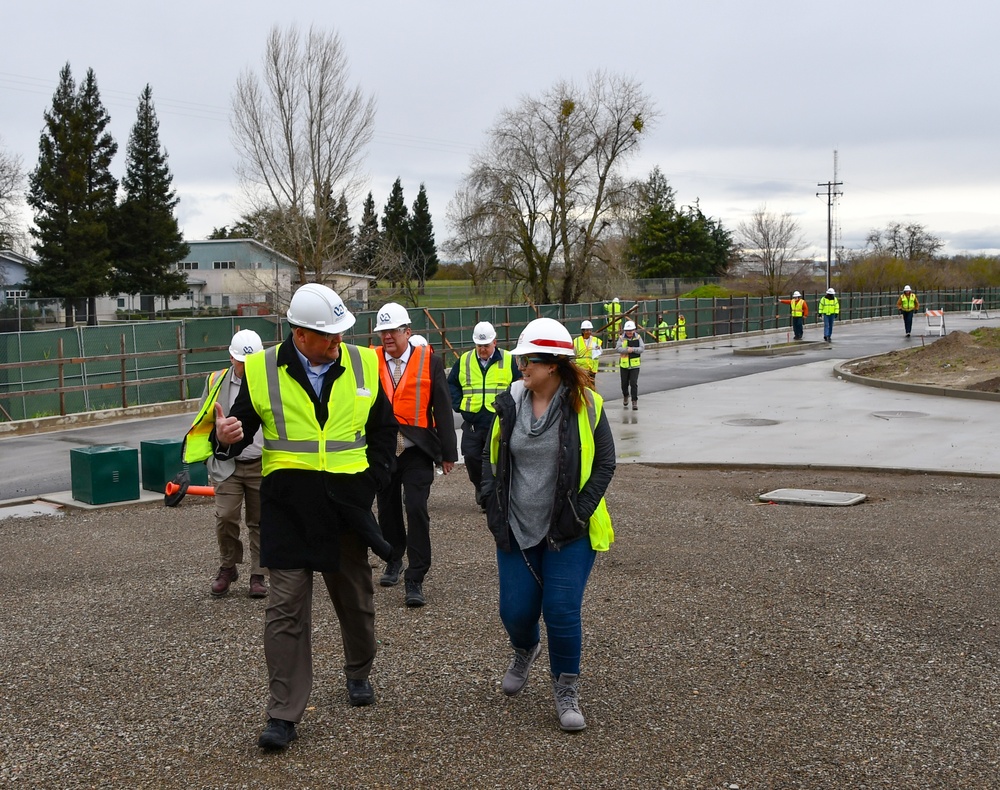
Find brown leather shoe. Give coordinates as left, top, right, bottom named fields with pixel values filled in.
left=210, top=566, right=238, bottom=597
left=249, top=574, right=268, bottom=598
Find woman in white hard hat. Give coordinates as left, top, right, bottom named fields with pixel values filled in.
left=896, top=285, right=919, bottom=338
left=818, top=288, right=840, bottom=343
left=614, top=319, right=644, bottom=409
left=480, top=317, right=616, bottom=732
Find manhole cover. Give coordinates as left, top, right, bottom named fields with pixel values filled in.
left=723, top=418, right=780, bottom=426
left=759, top=488, right=867, bottom=507
left=871, top=411, right=929, bottom=420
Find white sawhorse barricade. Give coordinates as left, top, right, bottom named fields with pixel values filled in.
left=926, top=309, right=946, bottom=336
left=970, top=298, right=990, bottom=319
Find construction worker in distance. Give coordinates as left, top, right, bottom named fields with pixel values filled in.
left=897, top=285, right=919, bottom=338
left=655, top=313, right=674, bottom=342
left=615, top=319, right=644, bottom=410
left=184, top=328, right=267, bottom=599
left=779, top=290, right=808, bottom=340
left=448, top=321, right=522, bottom=510
left=603, top=297, right=622, bottom=345
left=212, top=283, right=398, bottom=751
left=818, top=288, right=840, bottom=343
left=674, top=313, right=687, bottom=341
left=572, top=319, right=602, bottom=389
left=372, top=302, right=457, bottom=609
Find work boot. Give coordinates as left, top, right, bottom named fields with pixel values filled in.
left=210, top=566, right=238, bottom=597
left=404, top=580, right=426, bottom=607
left=622, top=396, right=628, bottom=407
left=502, top=642, right=542, bottom=696
left=552, top=672, right=586, bottom=732
left=632, top=400, right=638, bottom=411
left=257, top=718, right=297, bottom=749
left=379, top=560, right=403, bottom=587
left=346, top=678, right=376, bottom=707
left=249, top=574, right=268, bottom=598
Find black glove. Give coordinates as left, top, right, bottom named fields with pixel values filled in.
left=368, top=462, right=392, bottom=494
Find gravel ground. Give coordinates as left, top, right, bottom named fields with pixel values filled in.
left=2, top=465, right=1000, bottom=789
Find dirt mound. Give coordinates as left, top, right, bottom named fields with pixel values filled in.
left=849, top=328, right=1000, bottom=389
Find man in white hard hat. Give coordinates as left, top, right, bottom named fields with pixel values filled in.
left=603, top=297, right=623, bottom=344
left=448, top=320, right=521, bottom=510
left=818, top=288, right=840, bottom=343
left=896, top=285, right=919, bottom=338
left=615, top=319, right=644, bottom=409
left=213, top=283, right=398, bottom=751
left=778, top=290, right=809, bottom=340
left=184, top=329, right=267, bottom=598
left=572, top=319, right=602, bottom=388
left=372, top=303, right=457, bottom=608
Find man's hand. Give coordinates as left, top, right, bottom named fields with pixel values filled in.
left=214, top=402, right=244, bottom=445
left=441, top=461, right=455, bottom=475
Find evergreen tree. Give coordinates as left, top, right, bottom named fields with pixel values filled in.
left=409, top=183, right=439, bottom=285
left=352, top=191, right=379, bottom=275
left=324, top=191, right=353, bottom=271
left=27, top=64, right=118, bottom=326
left=113, top=85, right=189, bottom=317
left=381, top=178, right=409, bottom=283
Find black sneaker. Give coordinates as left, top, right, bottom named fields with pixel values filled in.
left=404, top=580, right=426, bottom=607
left=258, top=718, right=297, bottom=750
left=346, top=678, right=376, bottom=707
left=379, top=560, right=403, bottom=587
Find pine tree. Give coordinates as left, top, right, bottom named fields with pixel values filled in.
left=409, top=183, right=439, bottom=285
left=323, top=191, right=353, bottom=272
left=352, top=191, right=379, bottom=275
left=27, top=64, right=118, bottom=326
left=381, top=178, right=409, bottom=284
left=113, top=85, right=189, bottom=317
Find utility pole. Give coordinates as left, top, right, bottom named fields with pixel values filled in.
left=817, top=152, right=843, bottom=290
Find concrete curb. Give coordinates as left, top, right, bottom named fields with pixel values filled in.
left=834, top=356, right=1000, bottom=402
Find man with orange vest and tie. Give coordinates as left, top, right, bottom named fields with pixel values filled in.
left=779, top=290, right=809, bottom=340
left=373, top=302, right=457, bottom=608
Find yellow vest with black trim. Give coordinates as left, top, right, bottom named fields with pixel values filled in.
left=619, top=336, right=641, bottom=369
left=488, top=390, right=614, bottom=552
left=244, top=343, right=378, bottom=476
left=458, top=349, right=515, bottom=414
left=183, top=368, right=229, bottom=464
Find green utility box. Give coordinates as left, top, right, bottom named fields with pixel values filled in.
left=140, top=438, right=209, bottom=492
left=70, top=445, right=140, bottom=505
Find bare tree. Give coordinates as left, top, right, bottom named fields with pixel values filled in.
left=451, top=72, right=655, bottom=304
left=231, top=24, right=375, bottom=286
left=0, top=138, right=27, bottom=252
left=865, top=221, right=942, bottom=262
left=737, top=205, right=809, bottom=296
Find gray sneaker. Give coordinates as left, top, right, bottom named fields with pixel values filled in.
left=501, top=642, right=542, bottom=696
left=553, top=672, right=586, bottom=731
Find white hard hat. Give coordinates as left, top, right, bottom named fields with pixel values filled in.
left=374, top=302, right=411, bottom=332
left=229, top=329, right=263, bottom=361
left=623, top=320, right=637, bottom=331
left=792, top=291, right=801, bottom=298
left=287, top=283, right=355, bottom=334
left=903, top=285, right=912, bottom=291
left=511, top=317, right=575, bottom=357
left=826, top=288, right=836, bottom=295
left=409, top=334, right=428, bottom=346
left=473, top=321, right=497, bottom=344
left=612, top=297, right=620, bottom=303
left=580, top=320, right=594, bottom=330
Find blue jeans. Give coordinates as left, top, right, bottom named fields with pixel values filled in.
left=496, top=535, right=596, bottom=677
left=792, top=316, right=804, bottom=339
left=823, top=314, right=835, bottom=339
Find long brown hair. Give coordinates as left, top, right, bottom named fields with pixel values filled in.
left=554, top=356, right=592, bottom=414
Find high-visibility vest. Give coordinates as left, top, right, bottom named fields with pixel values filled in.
left=183, top=368, right=230, bottom=464
left=604, top=302, right=622, bottom=334
left=789, top=298, right=806, bottom=317
left=378, top=345, right=433, bottom=428
left=245, top=343, right=378, bottom=477
left=676, top=315, right=687, bottom=340
left=900, top=294, right=917, bottom=311
left=819, top=297, right=840, bottom=316
left=573, top=335, right=601, bottom=373
left=619, top=336, right=641, bottom=369
left=489, top=390, right=613, bottom=551
left=656, top=321, right=673, bottom=342
left=458, top=349, right=515, bottom=414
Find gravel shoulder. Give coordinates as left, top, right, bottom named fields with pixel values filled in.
left=3, top=466, right=1000, bottom=788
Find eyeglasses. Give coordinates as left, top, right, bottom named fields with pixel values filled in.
left=516, top=356, right=548, bottom=368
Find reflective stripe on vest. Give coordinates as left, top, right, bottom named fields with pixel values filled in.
left=183, top=368, right=229, bottom=463
left=790, top=299, right=805, bottom=317
left=819, top=297, right=839, bottom=315
left=900, top=294, right=917, bottom=311
left=378, top=345, right=433, bottom=428
left=573, top=335, right=600, bottom=373
left=676, top=315, right=687, bottom=340
left=619, top=338, right=641, bottom=369
left=459, top=349, right=514, bottom=413
left=245, top=343, right=376, bottom=475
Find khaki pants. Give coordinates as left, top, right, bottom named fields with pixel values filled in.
left=214, top=459, right=263, bottom=575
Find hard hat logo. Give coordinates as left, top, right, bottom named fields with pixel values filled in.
left=378, top=311, right=391, bottom=324
left=334, top=303, right=346, bottom=318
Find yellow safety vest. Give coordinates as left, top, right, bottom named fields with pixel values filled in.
left=458, top=349, right=515, bottom=413
left=789, top=298, right=806, bottom=318
left=900, top=294, right=917, bottom=311
left=183, top=368, right=229, bottom=464
left=573, top=335, right=601, bottom=373
left=245, top=343, right=378, bottom=477
left=656, top=321, right=673, bottom=342
left=676, top=315, right=687, bottom=340
left=619, top=337, right=641, bottom=369
left=819, top=297, right=840, bottom=316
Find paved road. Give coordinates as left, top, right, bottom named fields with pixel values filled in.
left=2, top=312, right=997, bottom=501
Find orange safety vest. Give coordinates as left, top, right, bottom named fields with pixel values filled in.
left=378, top=345, right=434, bottom=428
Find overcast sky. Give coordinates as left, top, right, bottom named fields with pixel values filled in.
left=4, top=0, right=999, bottom=259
